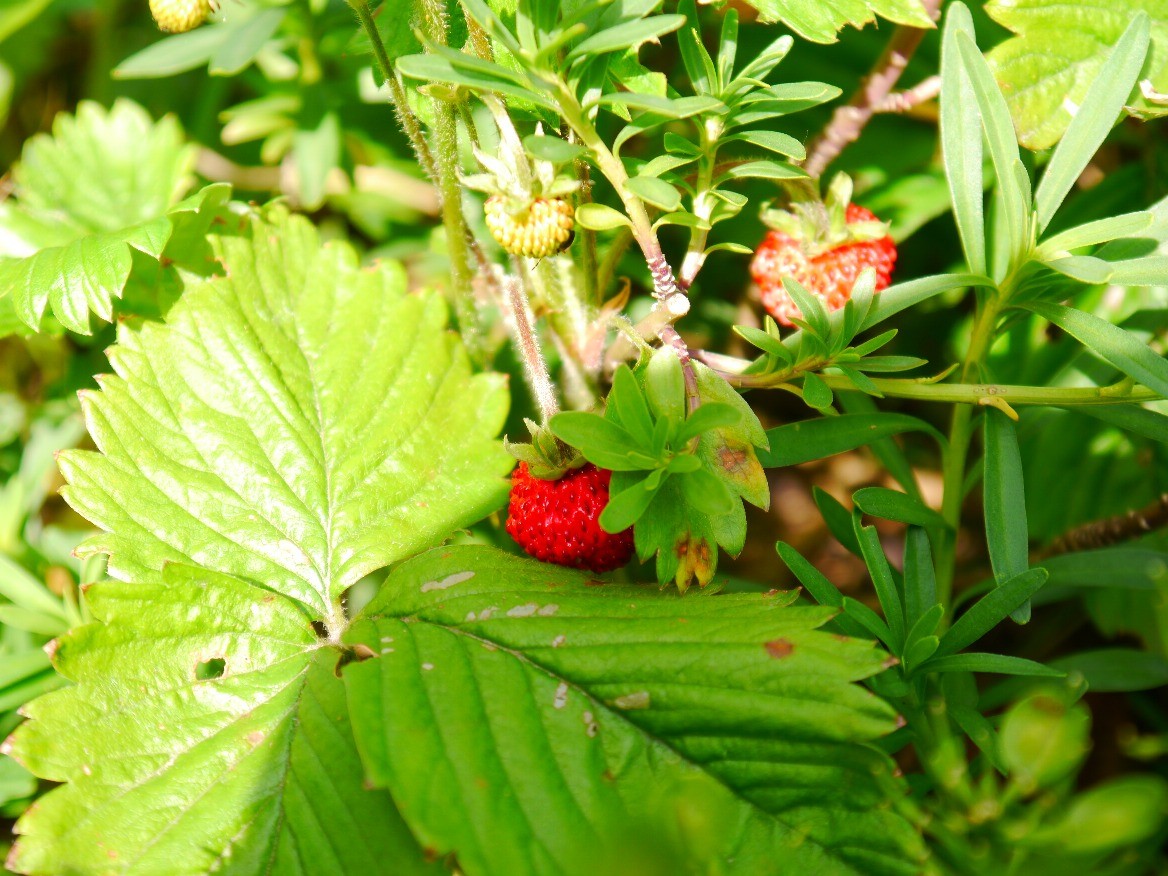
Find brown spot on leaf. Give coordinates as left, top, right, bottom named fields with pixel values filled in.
left=246, top=731, right=265, bottom=747
left=718, top=444, right=750, bottom=474
left=765, top=638, right=795, bottom=659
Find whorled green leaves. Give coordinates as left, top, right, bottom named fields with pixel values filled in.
left=58, top=207, right=511, bottom=627
left=345, top=545, right=927, bottom=876
left=0, top=99, right=216, bottom=334
left=4, top=208, right=511, bottom=873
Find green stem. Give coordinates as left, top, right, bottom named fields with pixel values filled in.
left=934, top=294, right=1004, bottom=610
left=417, top=0, right=480, bottom=351
left=347, top=0, right=440, bottom=184
left=678, top=118, right=721, bottom=289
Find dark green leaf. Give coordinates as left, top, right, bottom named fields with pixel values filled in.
left=1049, top=648, right=1168, bottom=692
left=842, top=597, right=896, bottom=648
left=903, top=528, right=938, bottom=626
left=801, top=373, right=833, bottom=412
left=936, top=569, right=1050, bottom=658
left=813, top=487, right=864, bottom=557
left=855, top=523, right=906, bottom=649
left=345, top=546, right=924, bottom=875
left=921, top=653, right=1065, bottom=677
left=760, top=413, right=943, bottom=468
left=854, top=487, right=949, bottom=530
left=983, top=409, right=1031, bottom=623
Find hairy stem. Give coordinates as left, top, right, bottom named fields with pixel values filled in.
left=418, top=0, right=481, bottom=349
left=803, top=0, right=942, bottom=179
left=347, top=0, right=439, bottom=183
left=506, top=259, right=560, bottom=423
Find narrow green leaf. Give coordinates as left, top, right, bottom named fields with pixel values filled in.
left=724, top=129, right=806, bottom=160
left=813, top=487, right=864, bottom=557
left=854, top=487, right=949, bottom=530
left=1038, top=211, right=1154, bottom=255
left=940, top=3, right=987, bottom=275
left=568, top=15, right=686, bottom=60
left=718, top=159, right=807, bottom=182
left=855, top=523, right=906, bottom=649
left=209, top=8, right=285, bottom=75
left=983, top=409, right=1031, bottom=622
left=1034, top=15, right=1150, bottom=231
left=903, top=635, right=940, bottom=673
left=904, top=604, right=945, bottom=653
left=956, top=31, right=1029, bottom=277
left=1023, top=301, right=1168, bottom=398
left=842, top=597, right=896, bottom=648
left=921, top=653, right=1064, bottom=677
left=936, top=568, right=1049, bottom=657
left=679, top=467, right=736, bottom=517
left=114, top=27, right=230, bottom=78
left=1049, top=648, right=1168, bottom=692
left=776, top=541, right=842, bottom=609
left=609, top=364, right=655, bottom=448
left=0, top=554, right=68, bottom=620
left=903, top=528, right=938, bottom=626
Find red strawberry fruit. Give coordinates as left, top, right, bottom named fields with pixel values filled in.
left=506, top=462, right=634, bottom=574
left=750, top=175, right=896, bottom=327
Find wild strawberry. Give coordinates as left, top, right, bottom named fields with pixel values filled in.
left=149, top=0, right=212, bottom=32
left=750, top=175, right=896, bottom=327
left=485, top=195, right=575, bottom=259
left=506, top=462, right=634, bottom=574
left=463, top=127, right=580, bottom=261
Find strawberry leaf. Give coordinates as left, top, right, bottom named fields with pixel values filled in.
left=343, top=545, right=927, bottom=876
left=58, top=207, right=511, bottom=624
left=0, top=100, right=210, bottom=335
left=6, top=568, right=439, bottom=875
left=6, top=207, right=512, bottom=871
left=736, top=0, right=933, bottom=45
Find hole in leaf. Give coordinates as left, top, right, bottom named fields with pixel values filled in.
left=310, top=620, right=329, bottom=640
left=196, top=657, right=226, bottom=680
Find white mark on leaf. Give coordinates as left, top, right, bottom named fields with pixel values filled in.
left=422, top=662, right=434, bottom=671
left=582, top=710, right=599, bottom=737
left=537, top=604, right=559, bottom=616
left=421, top=571, right=476, bottom=592
left=507, top=603, right=539, bottom=618
left=613, top=691, right=651, bottom=710
left=551, top=635, right=566, bottom=648
left=380, top=636, right=394, bottom=644
left=554, top=682, right=569, bottom=709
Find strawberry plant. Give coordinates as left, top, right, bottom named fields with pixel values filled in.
left=1, top=0, right=1168, bottom=873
